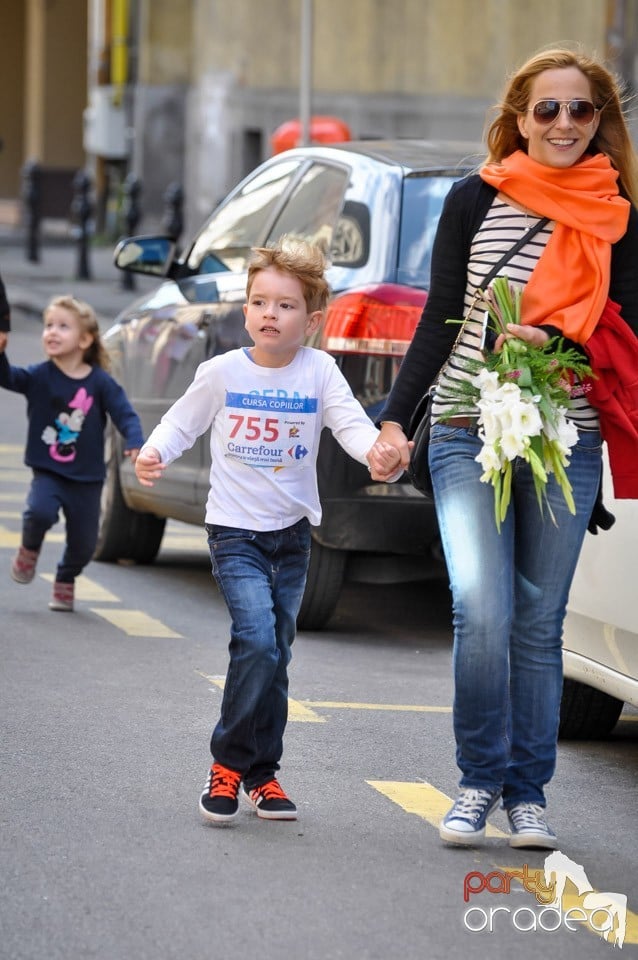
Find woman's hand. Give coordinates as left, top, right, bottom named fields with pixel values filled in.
left=494, top=323, right=549, bottom=352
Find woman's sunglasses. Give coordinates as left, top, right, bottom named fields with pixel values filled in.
left=528, top=99, right=599, bottom=125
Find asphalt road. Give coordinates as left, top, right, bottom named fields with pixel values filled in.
left=1, top=313, right=637, bottom=959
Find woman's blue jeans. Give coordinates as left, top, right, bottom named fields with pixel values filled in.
left=206, top=518, right=311, bottom=788
left=429, top=421, right=602, bottom=807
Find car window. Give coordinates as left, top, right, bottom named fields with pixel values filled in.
left=266, top=163, right=349, bottom=255
left=397, top=175, right=460, bottom=287
left=186, top=159, right=301, bottom=274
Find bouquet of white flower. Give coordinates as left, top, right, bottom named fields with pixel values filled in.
left=445, top=277, right=593, bottom=531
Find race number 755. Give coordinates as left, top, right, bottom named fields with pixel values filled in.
left=228, top=414, right=280, bottom=442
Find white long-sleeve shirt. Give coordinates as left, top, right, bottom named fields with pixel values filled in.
left=144, top=346, right=381, bottom=530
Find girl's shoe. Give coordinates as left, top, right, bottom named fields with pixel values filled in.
left=49, top=581, right=74, bottom=612
left=11, top=546, right=40, bottom=584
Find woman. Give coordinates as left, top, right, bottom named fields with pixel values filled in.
left=378, top=48, right=638, bottom=848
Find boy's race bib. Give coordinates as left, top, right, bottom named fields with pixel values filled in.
left=222, top=391, right=318, bottom=468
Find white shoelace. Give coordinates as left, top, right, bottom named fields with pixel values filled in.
left=449, top=788, right=497, bottom=823
left=509, top=802, right=551, bottom=832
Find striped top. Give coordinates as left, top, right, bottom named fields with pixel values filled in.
left=432, top=197, right=599, bottom=431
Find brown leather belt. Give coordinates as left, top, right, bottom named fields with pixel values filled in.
left=445, top=417, right=478, bottom=429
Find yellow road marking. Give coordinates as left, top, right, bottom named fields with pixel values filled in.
left=197, top=671, right=326, bottom=722
left=0, top=526, right=64, bottom=548
left=0, top=510, right=21, bottom=519
left=91, top=608, right=183, bottom=638
left=0, top=493, right=26, bottom=502
left=40, top=573, right=119, bottom=603
left=0, top=444, right=22, bottom=453
left=300, top=700, right=451, bottom=713
left=0, top=470, right=30, bottom=482
left=366, top=780, right=509, bottom=838
left=161, top=535, right=208, bottom=552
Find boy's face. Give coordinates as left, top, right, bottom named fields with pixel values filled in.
left=243, top=267, right=322, bottom=367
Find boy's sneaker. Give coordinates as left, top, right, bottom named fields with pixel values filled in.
left=11, top=546, right=40, bottom=584
left=507, top=802, right=558, bottom=849
left=243, top=778, right=297, bottom=820
left=440, top=787, right=501, bottom=845
left=199, top=763, right=242, bottom=824
left=49, top=581, right=74, bottom=612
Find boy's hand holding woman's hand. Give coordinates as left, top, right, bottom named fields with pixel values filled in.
left=367, top=438, right=407, bottom=482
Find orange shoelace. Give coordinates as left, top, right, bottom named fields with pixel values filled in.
left=253, top=779, right=288, bottom=800
left=209, top=764, right=241, bottom=798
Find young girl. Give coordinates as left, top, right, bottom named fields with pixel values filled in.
left=0, top=295, right=144, bottom=611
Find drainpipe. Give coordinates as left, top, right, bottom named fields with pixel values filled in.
left=299, top=0, right=313, bottom=146
left=111, top=0, right=129, bottom=107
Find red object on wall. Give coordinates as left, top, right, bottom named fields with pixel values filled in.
left=271, top=116, right=352, bottom=154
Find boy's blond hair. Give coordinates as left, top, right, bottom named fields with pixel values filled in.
left=246, top=236, right=330, bottom=313
left=44, top=295, right=111, bottom=371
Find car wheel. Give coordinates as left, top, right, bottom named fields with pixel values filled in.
left=297, top=540, right=347, bottom=631
left=558, top=677, right=624, bottom=740
left=94, top=426, right=166, bottom=564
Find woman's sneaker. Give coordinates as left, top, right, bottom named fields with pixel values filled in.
left=11, top=546, right=40, bottom=584
left=199, top=763, right=242, bottom=824
left=507, top=803, right=558, bottom=849
left=440, top=787, right=501, bottom=845
left=243, top=778, right=297, bottom=820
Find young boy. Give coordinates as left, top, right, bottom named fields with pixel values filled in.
left=135, top=237, right=400, bottom=824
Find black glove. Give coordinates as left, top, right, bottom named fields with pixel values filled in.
left=587, top=470, right=616, bottom=535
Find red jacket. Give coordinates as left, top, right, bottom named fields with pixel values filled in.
left=583, top=298, right=638, bottom=498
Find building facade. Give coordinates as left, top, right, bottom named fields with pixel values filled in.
left=1, top=1, right=636, bottom=236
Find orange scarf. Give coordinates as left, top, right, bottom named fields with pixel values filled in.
left=480, top=151, right=630, bottom=343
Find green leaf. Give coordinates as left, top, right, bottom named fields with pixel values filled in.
left=500, top=461, right=512, bottom=523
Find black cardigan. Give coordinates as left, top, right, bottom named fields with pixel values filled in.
left=380, top=175, right=638, bottom=431
left=0, top=275, right=10, bottom=332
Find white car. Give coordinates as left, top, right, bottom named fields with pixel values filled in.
left=561, top=449, right=638, bottom=737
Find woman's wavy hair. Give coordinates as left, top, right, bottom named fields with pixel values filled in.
left=484, top=47, right=638, bottom=205
left=44, top=294, right=111, bottom=370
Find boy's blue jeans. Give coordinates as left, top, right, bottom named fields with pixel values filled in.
left=429, top=421, right=602, bottom=808
left=205, top=518, right=311, bottom=788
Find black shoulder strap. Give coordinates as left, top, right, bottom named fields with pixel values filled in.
left=480, top=216, right=550, bottom=290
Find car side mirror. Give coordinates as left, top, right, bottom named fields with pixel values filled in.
left=113, top=235, right=176, bottom=277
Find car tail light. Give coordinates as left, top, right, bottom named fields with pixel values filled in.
left=322, top=284, right=427, bottom=356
